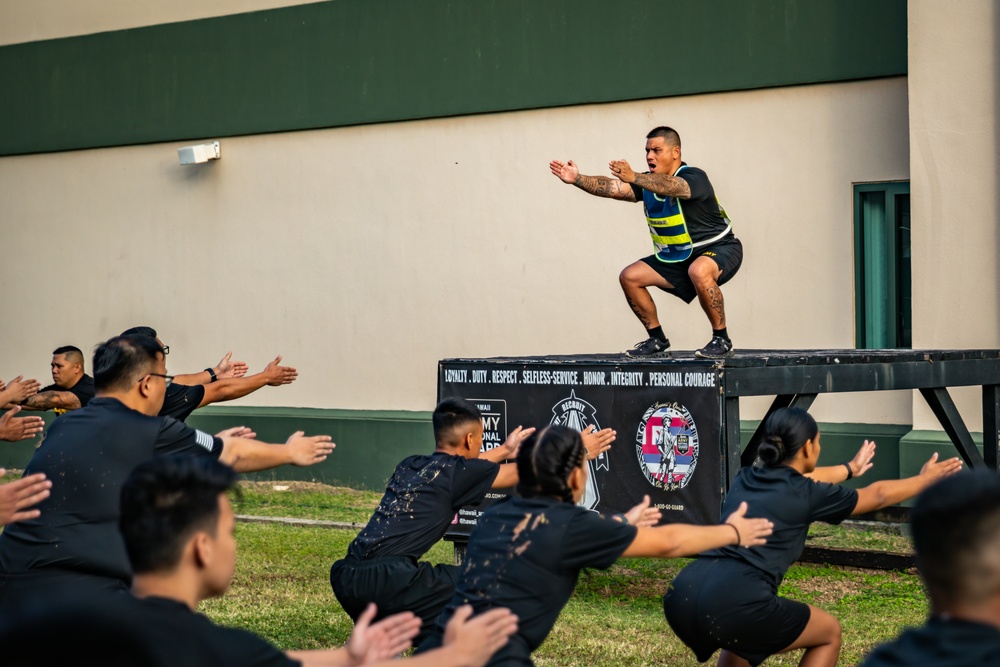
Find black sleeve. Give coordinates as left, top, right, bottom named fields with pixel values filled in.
left=630, top=182, right=643, bottom=200
left=68, top=377, right=95, bottom=407
left=675, top=168, right=712, bottom=201
left=561, top=510, right=638, bottom=570
left=155, top=416, right=223, bottom=459
left=451, top=459, right=501, bottom=509
left=212, top=627, right=301, bottom=667
left=158, top=383, right=207, bottom=422
left=808, top=482, right=859, bottom=525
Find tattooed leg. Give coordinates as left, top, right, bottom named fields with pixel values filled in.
left=619, top=261, right=671, bottom=330
left=689, top=257, right=726, bottom=330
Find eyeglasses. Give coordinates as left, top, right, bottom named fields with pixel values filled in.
left=143, top=373, right=174, bottom=386
left=161, top=345, right=170, bottom=355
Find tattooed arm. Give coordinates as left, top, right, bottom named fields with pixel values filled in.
left=549, top=159, right=637, bottom=202
left=17, top=390, right=81, bottom=411
left=610, top=160, right=691, bottom=199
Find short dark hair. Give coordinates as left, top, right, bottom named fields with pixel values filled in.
left=120, top=326, right=158, bottom=339
left=757, top=407, right=818, bottom=467
left=119, top=455, right=239, bottom=575
left=647, top=126, right=681, bottom=148
left=432, top=397, right=482, bottom=445
left=93, top=335, right=163, bottom=393
left=912, top=471, right=1000, bottom=608
left=52, top=346, right=84, bottom=366
left=516, top=425, right=586, bottom=503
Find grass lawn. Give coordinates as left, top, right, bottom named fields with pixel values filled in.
left=0, top=472, right=927, bottom=665
left=203, top=481, right=927, bottom=666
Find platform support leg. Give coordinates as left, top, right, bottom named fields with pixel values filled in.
left=984, top=385, right=1000, bottom=470
left=919, top=387, right=986, bottom=468
left=722, top=397, right=741, bottom=488
left=740, top=393, right=818, bottom=468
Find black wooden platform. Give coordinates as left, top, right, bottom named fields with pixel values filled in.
left=444, top=349, right=1000, bottom=486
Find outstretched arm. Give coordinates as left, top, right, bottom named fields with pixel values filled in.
left=0, top=471, right=52, bottom=525
left=0, top=376, right=41, bottom=407
left=852, top=453, right=962, bottom=515
left=0, top=407, right=45, bottom=442
left=610, top=159, right=691, bottom=199
left=621, top=501, right=774, bottom=558
left=550, top=160, right=637, bottom=201
left=806, top=440, right=876, bottom=484
left=174, top=352, right=250, bottom=386
left=197, top=356, right=298, bottom=408
left=219, top=431, right=334, bottom=473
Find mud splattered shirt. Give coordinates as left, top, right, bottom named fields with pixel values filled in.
left=440, top=496, right=637, bottom=653
left=347, top=452, right=499, bottom=561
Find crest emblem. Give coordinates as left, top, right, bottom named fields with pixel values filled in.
left=550, top=390, right=606, bottom=511
left=635, top=402, right=699, bottom=489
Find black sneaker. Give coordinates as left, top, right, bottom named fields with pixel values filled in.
left=626, top=337, right=671, bottom=358
left=695, top=336, right=734, bottom=359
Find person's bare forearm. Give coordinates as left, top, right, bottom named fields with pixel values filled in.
left=631, top=172, right=690, bottom=198
left=174, top=370, right=214, bottom=386
left=219, top=437, right=293, bottom=472
left=805, top=465, right=851, bottom=484
left=573, top=174, right=635, bottom=200
left=199, top=374, right=269, bottom=408
left=18, top=391, right=80, bottom=411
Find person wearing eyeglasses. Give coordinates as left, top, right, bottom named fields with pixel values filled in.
left=0, top=334, right=334, bottom=613
left=120, top=325, right=297, bottom=423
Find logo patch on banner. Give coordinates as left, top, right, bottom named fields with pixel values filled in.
left=549, top=390, right=606, bottom=511
left=635, top=402, right=700, bottom=489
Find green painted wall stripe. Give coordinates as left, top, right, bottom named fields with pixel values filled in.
left=0, top=0, right=907, bottom=156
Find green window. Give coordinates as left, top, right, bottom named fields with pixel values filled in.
left=854, top=181, right=911, bottom=349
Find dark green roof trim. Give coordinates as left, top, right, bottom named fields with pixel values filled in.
left=0, top=0, right=907, bottom=155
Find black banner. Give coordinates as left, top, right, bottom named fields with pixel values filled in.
left=440, top=360, right=722, bottom=538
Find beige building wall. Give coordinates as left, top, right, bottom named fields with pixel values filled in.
left=1, top=78, right=910, bottom=418
left=0, top=0, right=324, bottom=45
left=908, top=0, right=999, bottom=433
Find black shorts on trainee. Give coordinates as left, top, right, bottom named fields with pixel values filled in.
left=640, top=234, right=743, bottom=304
left=663, top=557, right=810, bottom=667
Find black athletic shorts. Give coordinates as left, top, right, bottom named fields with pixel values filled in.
left=662, top=557, right=810, bottom=667
left=640, top=234, right=743, bottom=304
left=330, top=555, right=461, bottom=643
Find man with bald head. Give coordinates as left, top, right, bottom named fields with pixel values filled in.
left=0, top=334, right=334, bottom=610
left=550, top=126, right=743, bottom=359
left=14, top=345, right=95, bottom=413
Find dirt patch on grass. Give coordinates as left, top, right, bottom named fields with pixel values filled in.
left=240, top=481, right=365, bottom=496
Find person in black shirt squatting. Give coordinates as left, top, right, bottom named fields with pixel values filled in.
left=0, top=334, right=334, bottom=612
left=120, top=326, right=295, bottom=422
left=0, top=455, right=520, bottom=667
left=662, top=407, right=963, bottom=667
left=550, top=126, right=743, bottom=359
left=330, top=397, right=616, bottom=641
left=860, top=470, right=1000, bottom=667
left=416, top=425, right=775, bottom=667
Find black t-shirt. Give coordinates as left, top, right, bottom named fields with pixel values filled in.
left=159, top=382, right=207, bottom=422
left=0, top=593, right=300, bottom=667
left=347, top=452, right=499, bottom=561
left=704, top=465, right=858, bottom=586
left=40, top=373, right=95, bottom=410
left=630, top=164, right=730, bottom=243
left=860, top=616, right=1000, bottom=666
left=0, top=397, right=223, bottom=583
left=435, top=496, right=637, bottom=653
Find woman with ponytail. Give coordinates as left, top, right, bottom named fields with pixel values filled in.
left=416, top=425, right=774, bottom=666
left=663, top=407, right=963, bottom=667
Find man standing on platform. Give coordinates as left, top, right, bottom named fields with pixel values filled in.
left=550, top=126, right=743, bottom=359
